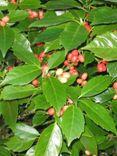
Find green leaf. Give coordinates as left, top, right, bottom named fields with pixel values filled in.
left=0, top=146, right=11, bottom=156
left=14, top=123, right=39, bottom=141
left=83, top=32, right=117, bottom=61
left=9, top=10, right=28, bottom=22
left=45, top=0, right=81, bottom=10
left=32, top=112, right=49, bottom=126
left=1, top=85, right=38, bottom=100
left=5, top=136, right=34, bottom=152
left=80, top=127, right=97, bottom=155
left=33, top=27, right=64, bottom=43
left=32, top=95, right=50, bottom=110
left=1, top=64, right=41, bottom=86
left=13, top=33, right=40, bottom=67
left=107, top=62, right=117, bottom=79
left=0, top=27, right=14, bottom=57
left=93, top=88, right=115, bottom=103
left=19, top=0, right=40, bottom=9
left=1, top=101, right=18, bottom=129
left=79, top=75, right=112, bottom=98
left=84, top=52, right=95, bottom=66
left=60, top=22, right=88, bottom=51
left=89, top=7, right=117, bottom=25
left=112, top=100, right=117, bottom=116
left=35, top=123, right=62, bottom=156
left=61, top=105, right=85, bottom=146
left=42, top=77, right=67, bottom=112
left=48, top=51, right=66, bottom=69
left=30, top=12, right=74, bottom=27
left=79, top=99, right=117, bottom=134
left=44, top=39, right=61, bottom=52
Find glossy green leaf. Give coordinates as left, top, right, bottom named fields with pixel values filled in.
left=45, top=0, right=80, bottom=10
left=48, top=51, right=66, bottom=69
left=42, top=77, right=67, bottom=112
left=35, top=123, right=62, bottom=156
left=30, top=12, right=74, bottom=27
left=14, top=123, right=39, bottom=141
left=61, top=105, right=85, bottom=146
left=1, top=64, right=41, bottom=86
left=1, top=101, right=18, bottom=128
left=107, top=62, right=117, bottom=79
left=44, top=39, right=61, bottom=52
left=32, top=95, right=50, bottom=110
left=93, top=88, right=115, bottom=103
left=1, top=85, right=38, bottom=100
left=112, top=100, right=117, bottom=115
left=79, top=75, right=112, bottom=98
left=19, top=0, right=40, bottom=9
left=9, top=10, right=28, bottom=22
left=5, top=136, right=34, bottom=152
left=13, top=33, right=40, bottom=67
left=33, top=27, right=64, bottom=43
left=89, top=7, right=117, bottom=25
left=84, top=52, right=95, bottom=66
left=80, top=99, right=117, bottom=134
left=83, top=32, right=117, bottom=61
left=61, top=22, right=88, bottom=51
left=0, top=27, right=14, bottom=57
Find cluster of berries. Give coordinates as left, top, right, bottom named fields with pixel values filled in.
left=47, top=105, right=69, bottom=117
left=0, top=16, right=9, bottom=27
left=113, top=82, right=117, bottom=100
left=56, top=68, right=70, bottom=83
left=28, top=9, right=44, bottom=20
left=64, top=50, right=85, bottom=75
left=97, top=60, right=108, bottom=73
left=34, top=52, right=46, bottom=63
left=77, top=72, right=88, bottom=86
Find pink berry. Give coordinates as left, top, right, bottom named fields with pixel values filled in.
left=77, top=78, right=83, bottom=84
left=113, top=82, right=117, bottom=90
left=71, top=55, right=78, bottom=63
left=71, top=50, right=79, bottom=56
left=2, top=16, right=10, bottom=23
left=81, top=72, right=88, bottom=80
left=47, top=108, right=55, bottom=116
left=38, top=10, right=44, bottom=19
left=0, top=21, right=6, bottom=27
left=64, top=60, right=70, bottom=66
left=67, top=53, right=72, bottom=60
left=79, top=54, right=85, bottom=63
left=39, top=52, right=46, bottom=58
left=32, top=79, right=39, bottom=87
left=97, top=63, right=107, bottom=73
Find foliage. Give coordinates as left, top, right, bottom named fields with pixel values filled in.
left=0, top=0, right=117, bottom=156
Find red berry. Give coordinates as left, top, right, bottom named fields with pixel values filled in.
left=39, top=52, right=46, bottom=58
left=84, top=21, right=92, bottom=32
left=64, top=60, right=70, bottom=66
left=70, top=69, right=78, bottom=76
left=67, top=53, right=72, bottom=60
left=101, top=60, right=108, bottom=65
left=71, top=50, right=79, bottom=56
left=32, top=79, right=39, bottom=87
left=47, top=108, right=55, bottom=116
left=31, top=11, right=38, bottom=18
left=36, top=42, right=44, bottom=47
left=70, top=66, right=75, bottom=70
left=11, top=0, right=16, bottom=4
left=7, top=66, right=13, bottom=72
left=113, top=82, right=117, bottom=90
left=71, top=55, right=78, bottom=63
left=79, top=54, right=85, bottom=63
left=97, top=63, right=107, bottom=73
